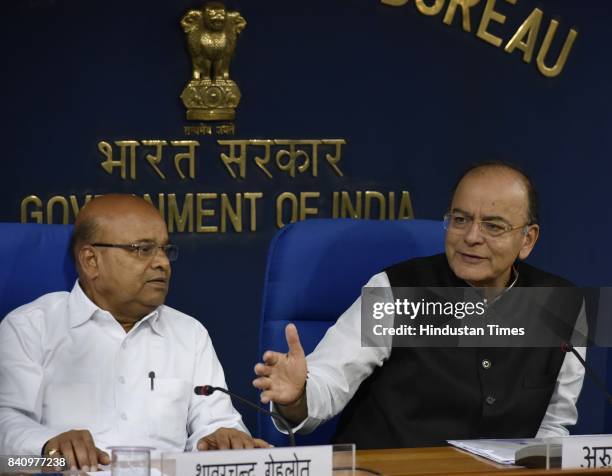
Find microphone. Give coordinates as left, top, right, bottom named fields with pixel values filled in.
left=194, top=385, right=296, bottom=446
left=562, top=343, right=612, bottom=405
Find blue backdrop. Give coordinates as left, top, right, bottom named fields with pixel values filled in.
left=2, top=0, right=611, bottom=434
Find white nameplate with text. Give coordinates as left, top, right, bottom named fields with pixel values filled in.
left=164, top=445, right=332, bottom=476
left=562, top=435, right=612, bottom=469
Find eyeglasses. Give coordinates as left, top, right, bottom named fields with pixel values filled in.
left=91, top=242, right=179, bottom=262
left=443, top=213, right=529, bottom=238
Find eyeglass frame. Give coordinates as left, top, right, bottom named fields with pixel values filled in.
left=91, top=241, right=179, bottom=262
left=443, top=212, right=532, bottom=238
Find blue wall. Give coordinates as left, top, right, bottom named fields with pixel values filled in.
left=2, top=0, right=611, bottom=434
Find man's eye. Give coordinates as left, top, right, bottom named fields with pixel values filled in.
left=452, top=216, right=468, bottom=225
left=482, top=222, right=504, bottom=232
left=137, top=243, right=156, bottom=253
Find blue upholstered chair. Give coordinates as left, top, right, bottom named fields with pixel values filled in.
left=0, top=223, right=76, bottom=320
left=257, top=218, right=446, bottom=446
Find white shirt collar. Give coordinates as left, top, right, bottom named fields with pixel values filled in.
left=482, top=266, right=519, bottom=306
left=68, top=280, right=164, bottom=336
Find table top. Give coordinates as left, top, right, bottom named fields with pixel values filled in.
left=353, top=447, right=612, bottom=476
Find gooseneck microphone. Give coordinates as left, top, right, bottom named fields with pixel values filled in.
left=562, top=343, right=612, bottom=405
left=194, top=385, right=296, bottom=446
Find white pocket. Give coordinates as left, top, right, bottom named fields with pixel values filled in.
left=146, top=378, right=191, bottom=445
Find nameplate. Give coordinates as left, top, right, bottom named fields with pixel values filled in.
left=562, top=435, right=612, bottom=469
left=164, top=445, right=332, bottom=476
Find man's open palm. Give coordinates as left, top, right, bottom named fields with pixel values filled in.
left=253, top=324, right=307, bottom=405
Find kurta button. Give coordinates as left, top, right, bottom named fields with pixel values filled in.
left=120, top=412, right=127, bottom=420
left=482, top=359, right=492, bottom=369
left=118, top=376, right=125, bottom=384
left=485, top=395, right=496, bottom=405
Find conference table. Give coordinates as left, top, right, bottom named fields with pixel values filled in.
left=4, top=447, right=610, bottom=476
left=353, top=447, right=612, bottom=475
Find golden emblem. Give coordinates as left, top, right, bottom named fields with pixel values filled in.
left=180, top=2, right=246, bottom=121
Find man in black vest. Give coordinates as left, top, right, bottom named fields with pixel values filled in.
left=253, top=162, right=586, bottom=448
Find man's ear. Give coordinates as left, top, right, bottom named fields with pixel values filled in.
left=78, top=245, right=99, bottom=280
left=518, top=224, right=540, bottom=260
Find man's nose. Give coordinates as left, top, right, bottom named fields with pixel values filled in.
left=463, top=220, right=485, bottom=244
left=151, top=247, right=171, bottom=271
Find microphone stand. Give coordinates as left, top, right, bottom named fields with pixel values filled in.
left=196, top=385, right=296, bottom=446
left=563, top=343, right=612, bottom=405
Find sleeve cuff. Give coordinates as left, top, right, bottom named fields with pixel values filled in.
left=269, top=380, right=326, bottom=435
left=269, top=402, right=309, bottom=434
left=26, top=428, right=58, bottom=456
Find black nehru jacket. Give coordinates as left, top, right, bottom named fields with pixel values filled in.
left=332, top=253, right=579, bottom=449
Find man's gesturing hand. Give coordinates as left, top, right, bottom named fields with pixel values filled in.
left=252, top=323, right=307, bottom=405
left=197, top=428, right=270, bottom=450
left=43, top=429, right=110, bottom=471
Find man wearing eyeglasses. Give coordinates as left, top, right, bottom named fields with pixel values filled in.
left=0, top=194, right=268, bottom=470
left=254, top=162, right=586, bottom=448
